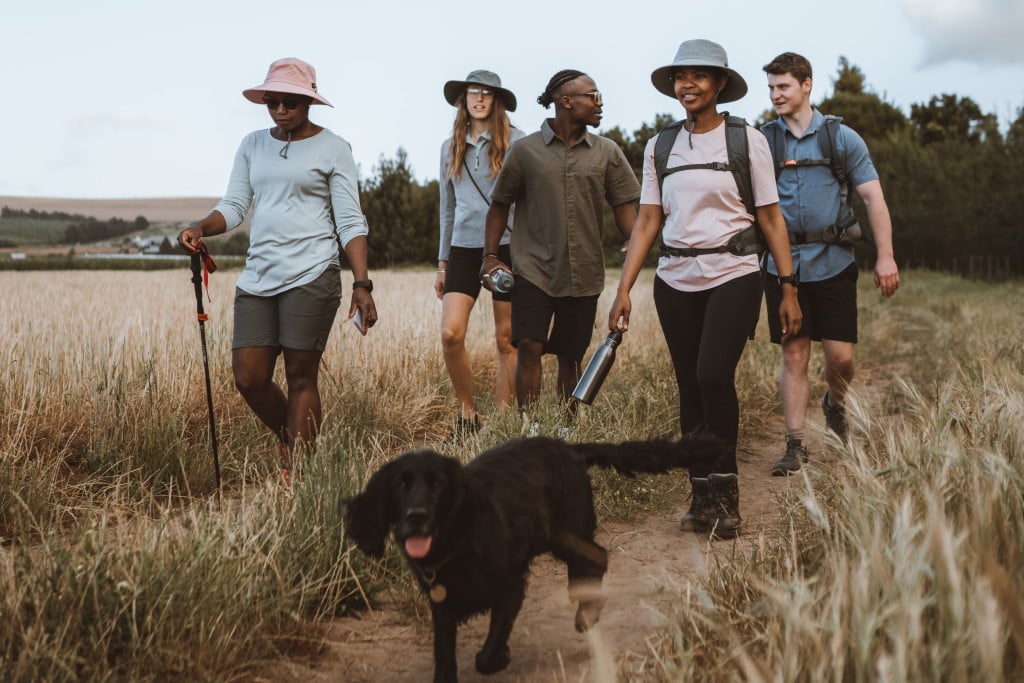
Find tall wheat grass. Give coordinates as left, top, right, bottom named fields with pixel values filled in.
left=630, top=271, right=1024, bottom=682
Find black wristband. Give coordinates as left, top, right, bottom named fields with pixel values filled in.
left=778, top=273, right=799, bottom=287
left=352, top=279, right=373, bottom=292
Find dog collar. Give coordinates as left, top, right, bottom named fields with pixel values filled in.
left=419, top=567, right=448, bottom=603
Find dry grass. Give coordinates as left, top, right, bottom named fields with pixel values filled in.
left=627, top=271, right=1024, bottom=682
left=1, top=267, right=1022, bottom=680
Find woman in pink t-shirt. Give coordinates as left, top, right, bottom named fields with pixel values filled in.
left=608, top=40, right=801, bottom=539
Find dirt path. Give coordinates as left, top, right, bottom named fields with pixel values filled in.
left=256, top=404, right=837, bottom=683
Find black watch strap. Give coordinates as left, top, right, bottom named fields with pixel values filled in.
left=352, top=279, right=373, bottom=292
left=778, top=273, right=799, bottom=287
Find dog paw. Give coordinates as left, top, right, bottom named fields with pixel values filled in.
left=475, top=645, right=511, bottom=674
left=574, top=597, right=605, bottom=632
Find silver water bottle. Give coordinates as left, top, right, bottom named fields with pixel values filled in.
left=490, top=268, right=515, bottom=294
left=572, top=332, right=623, bottom=404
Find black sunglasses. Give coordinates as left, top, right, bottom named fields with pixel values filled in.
left=263, top=95, right=304, bottom=110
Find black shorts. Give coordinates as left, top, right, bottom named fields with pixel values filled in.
left=511, top=276, right=599, bottom=362
left=443, top=244, right=512, bottom=302
left=232, top=264, right=341, bottom=351
left=765, top=263, right=858, bottom=344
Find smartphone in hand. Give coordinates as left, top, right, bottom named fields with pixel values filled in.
left=352, top=309, right=366, bottom=336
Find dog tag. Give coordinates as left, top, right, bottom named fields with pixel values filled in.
left=429, top=584, right=447, bottom=603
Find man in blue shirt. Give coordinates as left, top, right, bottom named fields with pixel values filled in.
left=760, top=52, right=900, bottom=475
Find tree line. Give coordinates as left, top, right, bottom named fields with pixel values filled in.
left=353, top=58, right=1023, bottom=279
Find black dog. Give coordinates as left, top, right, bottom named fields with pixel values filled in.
left=344, top=435, right=722, bottom=682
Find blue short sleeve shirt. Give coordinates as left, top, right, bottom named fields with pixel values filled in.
left=766, top=108, right=879, bottom=282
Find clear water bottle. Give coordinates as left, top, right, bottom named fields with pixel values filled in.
left=490, top=268, right=515, bottom=294
left=572, top=332, right=623, bottom=404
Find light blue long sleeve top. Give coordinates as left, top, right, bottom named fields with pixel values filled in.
left=214, top=128, right=369, bottom=296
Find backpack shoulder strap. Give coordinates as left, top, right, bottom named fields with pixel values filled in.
left=654, top=120, right=685, bottom=193
left=818, top=115, right=847, bottom=185
left=760, top=120, right=786, bottom=179
left=724, top=114, right=755, bottom=218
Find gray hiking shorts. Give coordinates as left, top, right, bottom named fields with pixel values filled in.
left=232, top=265, right=341, bottom=351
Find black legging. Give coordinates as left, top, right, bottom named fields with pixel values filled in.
left=653, top=272, right=762, bottom=476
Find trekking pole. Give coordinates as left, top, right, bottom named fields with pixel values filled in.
left=189, top=246, right=222, bottom=504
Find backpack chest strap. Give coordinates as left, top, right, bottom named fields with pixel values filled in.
left=662, top=161, right=735, bottom=179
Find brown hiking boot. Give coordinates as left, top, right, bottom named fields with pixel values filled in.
left=821, top=391, right=849, bottom=442
left=771, top=439, right=808, bottom=476
left=707, top=473, right=742, bottom=539
left=679, top=477, right=713, bottom=531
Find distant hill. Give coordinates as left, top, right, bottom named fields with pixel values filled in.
left=0, top=196, right=221, bottom=225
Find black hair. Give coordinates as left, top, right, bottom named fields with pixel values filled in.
left=536, top=69, right=587, bottom=108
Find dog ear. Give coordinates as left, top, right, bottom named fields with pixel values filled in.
left=344, top=459, right=400, bottom=558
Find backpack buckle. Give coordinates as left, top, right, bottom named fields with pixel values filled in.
left=708, top=162, right=729, bottom=171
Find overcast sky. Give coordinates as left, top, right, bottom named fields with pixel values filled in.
left=3, top=0, right=1022, bottom=199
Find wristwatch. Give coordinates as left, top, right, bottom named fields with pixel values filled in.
left=777, top=273, right=799, bottom=287
left=352, top=279, right=374, bottom=292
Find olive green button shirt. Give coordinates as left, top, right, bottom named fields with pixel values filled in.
left=490, top=119, right=640, bottom=297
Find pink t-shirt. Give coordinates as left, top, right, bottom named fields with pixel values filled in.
left=640, top=119, right=778, bottom=292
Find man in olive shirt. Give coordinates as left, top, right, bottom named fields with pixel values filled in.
left=482, top=69, right=640, bottom=410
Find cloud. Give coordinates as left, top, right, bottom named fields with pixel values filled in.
left=903, top=0, right=1024, bottom=65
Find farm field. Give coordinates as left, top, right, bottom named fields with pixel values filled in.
left=1, top=267, right=1022, bottom=681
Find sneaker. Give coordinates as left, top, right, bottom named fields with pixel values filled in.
left=522, top=414, right=540, bottom=437
left=821, top=391, right=849, bottom=442
left=771, top=439, right=808, bottom=476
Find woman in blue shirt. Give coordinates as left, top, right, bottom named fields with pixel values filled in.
left=436, top=70, right=522, bottom=438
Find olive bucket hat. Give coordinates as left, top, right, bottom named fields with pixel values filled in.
left=443, top=69, right=517, bottom=112
left=650, top=39, right=748, bottom=104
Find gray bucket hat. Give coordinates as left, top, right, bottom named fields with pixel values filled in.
left=650, top=39, right=748, bottom=104
left=444, top=69, right=517, bottom=112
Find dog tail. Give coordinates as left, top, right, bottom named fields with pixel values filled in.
left=576, top=434, right=725, bottom=476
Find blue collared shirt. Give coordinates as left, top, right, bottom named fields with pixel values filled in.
left=438, top=128, right=524, bottom=261
left=764, top=108, right=878, bottom=282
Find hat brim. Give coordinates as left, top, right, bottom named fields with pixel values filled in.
left=443, top=80, right=517, bottom=112
left=650, top=64, right=748, bottom=104
left=243, top=80, right=332, bottom=107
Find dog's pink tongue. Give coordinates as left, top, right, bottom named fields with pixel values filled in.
left=405, top=535, right=432, bottom=559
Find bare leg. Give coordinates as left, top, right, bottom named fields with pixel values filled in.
left=515, top=339, right=544, bottom=409
left=780, top=336, right=812, bottom=432
left=821, top=339, right=855, bottom=404
left=282, top=348, right=325, bottom=445
left=492, top=299, right=516, bottom=410
left=556, top=354, right=582, bottom=411
left=233, top=346, right=288, bottom=443
left=440, top=293, right=477, bottom=419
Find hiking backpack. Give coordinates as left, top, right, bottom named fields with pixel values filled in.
left=653, top=114, right=766, bottom=258
left=759, top=115, right=863, bottom=245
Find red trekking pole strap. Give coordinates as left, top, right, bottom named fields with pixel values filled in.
left=196, top=243, right=218, bottom=303
left=190, top=244, right=217, bottom=314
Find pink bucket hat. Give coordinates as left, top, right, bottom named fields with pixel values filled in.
left=243, top=57, right=332, bottom=107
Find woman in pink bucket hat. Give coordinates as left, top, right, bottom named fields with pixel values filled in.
left=179, top=57, right=377, bottom=472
